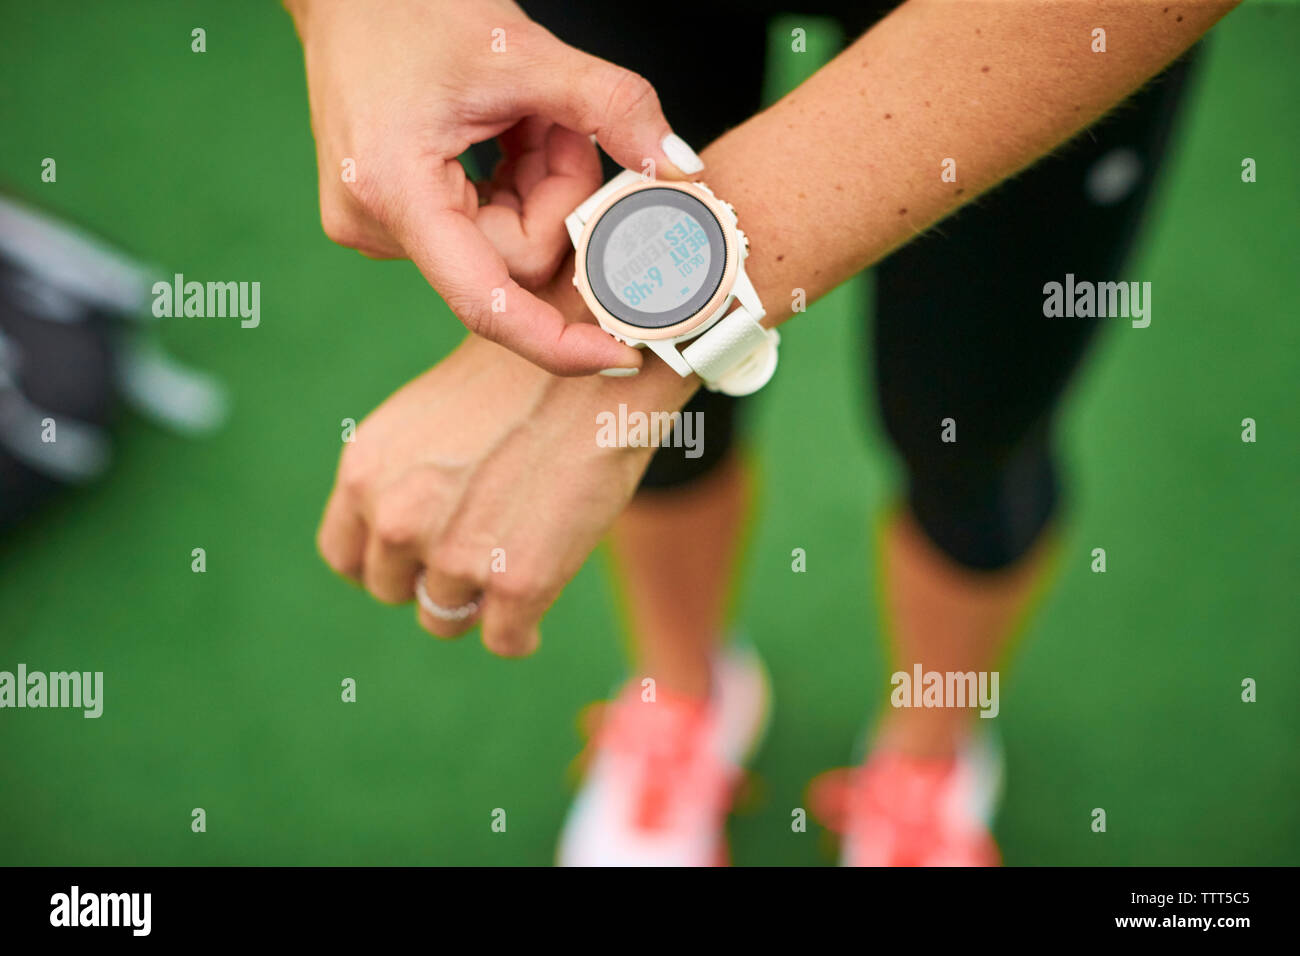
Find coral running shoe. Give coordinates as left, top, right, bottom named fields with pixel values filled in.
left=557, top=645, right=770, bottom=867
left=809, top=734, right=1003, bottom=866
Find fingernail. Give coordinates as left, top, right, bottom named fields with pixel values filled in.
left=599, top=367, right=640, bottom=378
left=661, top=133, right=704, bottom=174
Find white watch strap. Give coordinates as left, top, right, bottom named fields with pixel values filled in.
left=682, top=307, right=780, bottom=397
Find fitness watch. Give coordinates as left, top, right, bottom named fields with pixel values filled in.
left=566, top=170, right=779, bottom=396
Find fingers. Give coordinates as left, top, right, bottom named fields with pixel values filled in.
left=412, top=544, right=553, bottom=657
left=319, top=467, right=488, bottom=636
left=415, top=540, right=489, bottom=640
left=320, top=141, right=633, bottom=373
left=521, top=123, right=603, bottom=230
left=477, top=124, right=602, bottom=289
left=477, top=179, right=521, bottom=214
left=361, top=534, right=420, bottom=605
left=318, top=457, right=554, bottom=658
left=527, top=49, right=704, bottom=178
left=394, top=184, right=640, bottom=375
left=416, top=551, right=548, bottom=657
left=323, top=505, right=551, bottom=656
left=317, top=489, right=368, bottom=580
left=415, top=582, right=482, bottom=641
left=496, top=114, right=551, bottom=168
left=321, top=467, right=425, bottom=603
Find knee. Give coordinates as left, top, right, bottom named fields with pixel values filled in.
left=901, top=430, right=1060, bottom=572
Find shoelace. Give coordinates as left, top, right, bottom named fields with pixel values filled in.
left=808, top=755, right=996, bottom=866
left=577, top=694, right=729, bottom=832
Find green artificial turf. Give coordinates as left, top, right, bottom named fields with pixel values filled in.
left=0, top=1, right=1295, bottom=865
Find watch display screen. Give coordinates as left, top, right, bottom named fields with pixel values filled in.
left=585, top=187, right=728, bottom=330
left=602, top=206, right=712, bottom=314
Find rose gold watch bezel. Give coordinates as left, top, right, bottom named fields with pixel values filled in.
left=573, top=179, right=739, bottom=342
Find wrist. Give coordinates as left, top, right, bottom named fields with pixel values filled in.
left=614, top=358, right=701, bottom=413
left=538, top=264, right=701, bottom=412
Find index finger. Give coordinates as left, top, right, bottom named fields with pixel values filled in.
left=394, top=181, right=641, bottom=376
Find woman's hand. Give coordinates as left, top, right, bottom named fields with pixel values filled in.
left=285, top=0, right=702, bottom=375
left=316, top=271, right=699, bottom=657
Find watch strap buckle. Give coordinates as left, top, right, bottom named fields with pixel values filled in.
left=682, top=307, right=780, bottom=397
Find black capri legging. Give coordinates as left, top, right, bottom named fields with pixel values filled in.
left=519, top=0, right=1199, bottom=571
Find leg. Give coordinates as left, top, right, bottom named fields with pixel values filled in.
left=871, top=52, right=1200, bottom=759
left=876, top=508, right=1055, bottom=757
left=609, top=448, right=751, bottom=700
left=825, top=53, right=1202, bottom=866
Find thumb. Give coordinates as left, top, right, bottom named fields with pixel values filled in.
left=527, top=50, right=704, bottom=179
left=394, top=185, right=641, bottom=376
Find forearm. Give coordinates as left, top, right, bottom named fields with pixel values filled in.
left=703, top=0, right=1238, bottom=328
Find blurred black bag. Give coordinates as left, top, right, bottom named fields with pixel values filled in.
left=0, top=195, right=226, bottom=531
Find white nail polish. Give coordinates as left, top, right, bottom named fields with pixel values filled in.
left=661, top=133, right=704, bottom=174
left=599, top=367, right=640, bottom=378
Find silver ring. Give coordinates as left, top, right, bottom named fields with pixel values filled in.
left=415, top=571, right=481, bottom=622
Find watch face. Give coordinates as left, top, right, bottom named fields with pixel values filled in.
left=585, top=186, right=728, bottom=330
